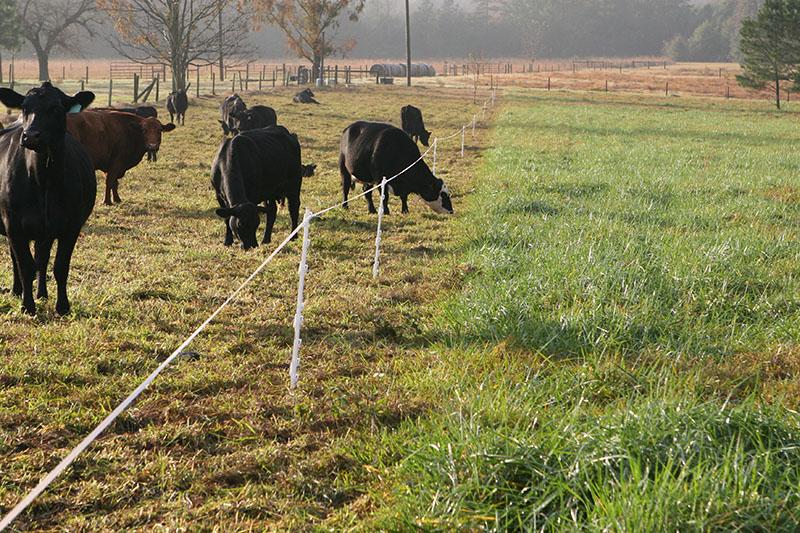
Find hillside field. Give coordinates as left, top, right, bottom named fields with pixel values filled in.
left=2, top=84, right=800, bottom=530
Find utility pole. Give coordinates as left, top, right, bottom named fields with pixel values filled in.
left=218, top=0, right=224, bottom=81
left=405, top=0, right=411, bottom=87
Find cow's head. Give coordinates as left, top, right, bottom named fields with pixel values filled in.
left=0, top=82, right=94, bottom=153
left=419, top=128, right=432, bottom=147
left=422, top=178, right=454, bottom=215
left=301, top=163, right=317, bottom=177
left=137, top=118, right=176, bottom=162
left=215, top=202, right=264, bottom=250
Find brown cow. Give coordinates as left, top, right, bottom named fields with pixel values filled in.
left=67, top=110, right=176, bottom=205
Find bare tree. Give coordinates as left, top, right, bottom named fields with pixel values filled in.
left=254, top=0, right=366, bottom=80
left=18, top=0, right=98, bottom=81
left=98, top=0, right=253, bottom=92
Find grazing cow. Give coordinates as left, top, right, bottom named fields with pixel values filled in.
left=223, top=105, right=278, bottom=135
left=211, top=126, right=303, bottom=249
left=0, top=82, right=97, bottom=315
left=167, top=84, right=190, bottom=125
left=220, top=94, right=246, bottom=135
left=339, top=121, right=453, bottom=215
left=401, top=105, right=431, bottom=147
left=95, top=106, right=158, bottom=119
left=293, top=88, right=319, bottom=104
left=67, top=110, right=176, bottom=204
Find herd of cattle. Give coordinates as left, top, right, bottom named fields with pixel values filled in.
left=0, top=82, right=453, bottom=316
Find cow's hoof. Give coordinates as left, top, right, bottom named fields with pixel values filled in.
left=36, top=289, right=48, bottom=300
left=104, top=200, right=112, bottom=206
left=223, top=241, right=233, bottom=247
left=262, top=238, right=271, bottom=245
left=55, top=300, right=71, bottom=316
left=22, top=301, right=36, bottom=316
left=368, top=209, right=377, bottom=215
left=342, top=204, right=349, bottom=210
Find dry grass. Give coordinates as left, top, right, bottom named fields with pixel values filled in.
left=0, top=83, right=494, bottom=529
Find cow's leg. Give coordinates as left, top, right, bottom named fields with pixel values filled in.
left=34, top=238, right=54, bottom=300
left=103, top=173, right=113, bottom=205
left=287, top=195, right=300, bottom=241
left=9, top=235, right=35, bottom=314
left=111, top=172, right=123, bottom=204
left=382, top=188, right=391, bottom=215
left=364, top=184, right=377, bottom=214
left=339, top=154, right=351, bottom=209
left=53, top=233, right=79, bottom=316
left=169, top=112, right=175, bottom=124
left=8, top=242, right=21, bottom=297
left=223, top=218, right=234, bottom=246
left=401, top=195, right=409, bottom=214
left=263, top=201, right=277, bottom=244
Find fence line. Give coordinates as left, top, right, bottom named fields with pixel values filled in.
left=0, top=88, right=497, bottom=531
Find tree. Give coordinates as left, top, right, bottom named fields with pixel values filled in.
left=255, top=0, right=366, bottom=80
left=0, top=0, right=23, bottom=84
left=737, top=0, right=800, bottom=109
left=99, top=0, right=253, bottom=92
left=18, top=0, right=98, bottom=81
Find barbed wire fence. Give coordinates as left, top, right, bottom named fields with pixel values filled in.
left=0, top=87, right=498, bottom=531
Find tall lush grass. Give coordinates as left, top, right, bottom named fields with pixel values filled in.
left=352, top=93, right=800, bottom=530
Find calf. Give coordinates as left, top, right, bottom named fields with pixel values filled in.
left=167, top=84, right=190, bottom=125
left=339, top=121, right=452, bottom=215
left=220, top=94, right=246, bottom=135
left=67, top=111, right=176, bottom=204
left=293, top=88, right=319, bottom=104
left=0, top=83, right=97, bottom=315
left=401, top=105, right=431, bottom=146
left=211, top=126, right=303, bottom=249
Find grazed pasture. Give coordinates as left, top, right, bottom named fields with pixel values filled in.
left=0, top=85, right=492, bottom=529
left=3, top=84, right=800, bottom=530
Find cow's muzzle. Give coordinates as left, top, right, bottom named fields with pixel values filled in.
left=21, top=130, right=44, bottom=152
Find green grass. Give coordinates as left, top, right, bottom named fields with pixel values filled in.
left=4, top=85, right=800, bottom=530
left=341, top=92, right=800, bottom=530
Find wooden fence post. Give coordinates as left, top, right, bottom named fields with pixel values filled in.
left=155, top=76, right=159, bottom=102
left=196, top=68, right=200, bottom=97
left=547, top=77, right=550, bottom=91
left=133, top=73, right=139, bottom=103
left=108, top=79, right=113, bottom=106
left=211, top=71, right=215, bottom=95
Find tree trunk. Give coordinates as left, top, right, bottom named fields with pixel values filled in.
left=35, top=46, right=50, bottom=81
left=172, top=62, right=187, bottom=92
left=313, top=53, right=322, bottom=82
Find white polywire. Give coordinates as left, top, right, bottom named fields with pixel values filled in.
left=372, top=178, right=387, bottom=278
left=0, top=222, right=303, bottom=532
left=290, top=208, right=313, bottom=389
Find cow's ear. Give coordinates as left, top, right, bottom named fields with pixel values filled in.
left=162, top=123, right=176, bottom=132
left=0, top=88, right=24, bottom=109
left=68, top=91, right=95, bottom=111
left=216, top=207, right=234, bottom=218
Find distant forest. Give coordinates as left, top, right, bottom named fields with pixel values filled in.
left=27, top=0, right=763, bottom=62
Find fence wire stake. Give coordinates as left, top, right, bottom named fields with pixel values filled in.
left=472, top=115, right=476, bottom=137
left=290, top=208, right=313, bottom=389
left=461, top=126, right=466, bottom=157
left=432, top=138, right=438, bottom=175
left=373, top=177, right=388, bottom=279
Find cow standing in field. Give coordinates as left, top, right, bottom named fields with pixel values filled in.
left=167, top=85, right=190, bottom=125
left=67, top=110, right=176, bottom=204
left=339, top=121, right=453, bottom=215
left=401, top=105, right=431, bottom=146
left=223, top=105, right=278, bottom=135
left=220, top=94, right=246, bottom=135
left=0, top=83, right=97, bottom=315
left=211, top=126, right=304, bottom=249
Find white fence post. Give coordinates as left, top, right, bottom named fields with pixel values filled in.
left=472, top=115, right=476, bottom=137
left=461, top=125, right=465, bottom=157
left=290, top=208, right=313, bottom=389
left=373, top=177, right=387, bottom=278
left=432, top=138, right=438, bottom=175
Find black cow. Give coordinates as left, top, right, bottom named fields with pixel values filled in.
left=167, top=84, right=190, bottom=125
left=220, top=94, right=246, bottom=135
left=401, top=105, right=431, bottom=146
left=211, top=126, right=303, bottom=249
left=293, top=88, right=319, bottom=104
left=96, top=106, right=158, bottom=119
left=339, top=121, right=452, bottom=215
left=222, top=105, right=278, bottom=135
left=0, top=83, right=97, bottom=315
